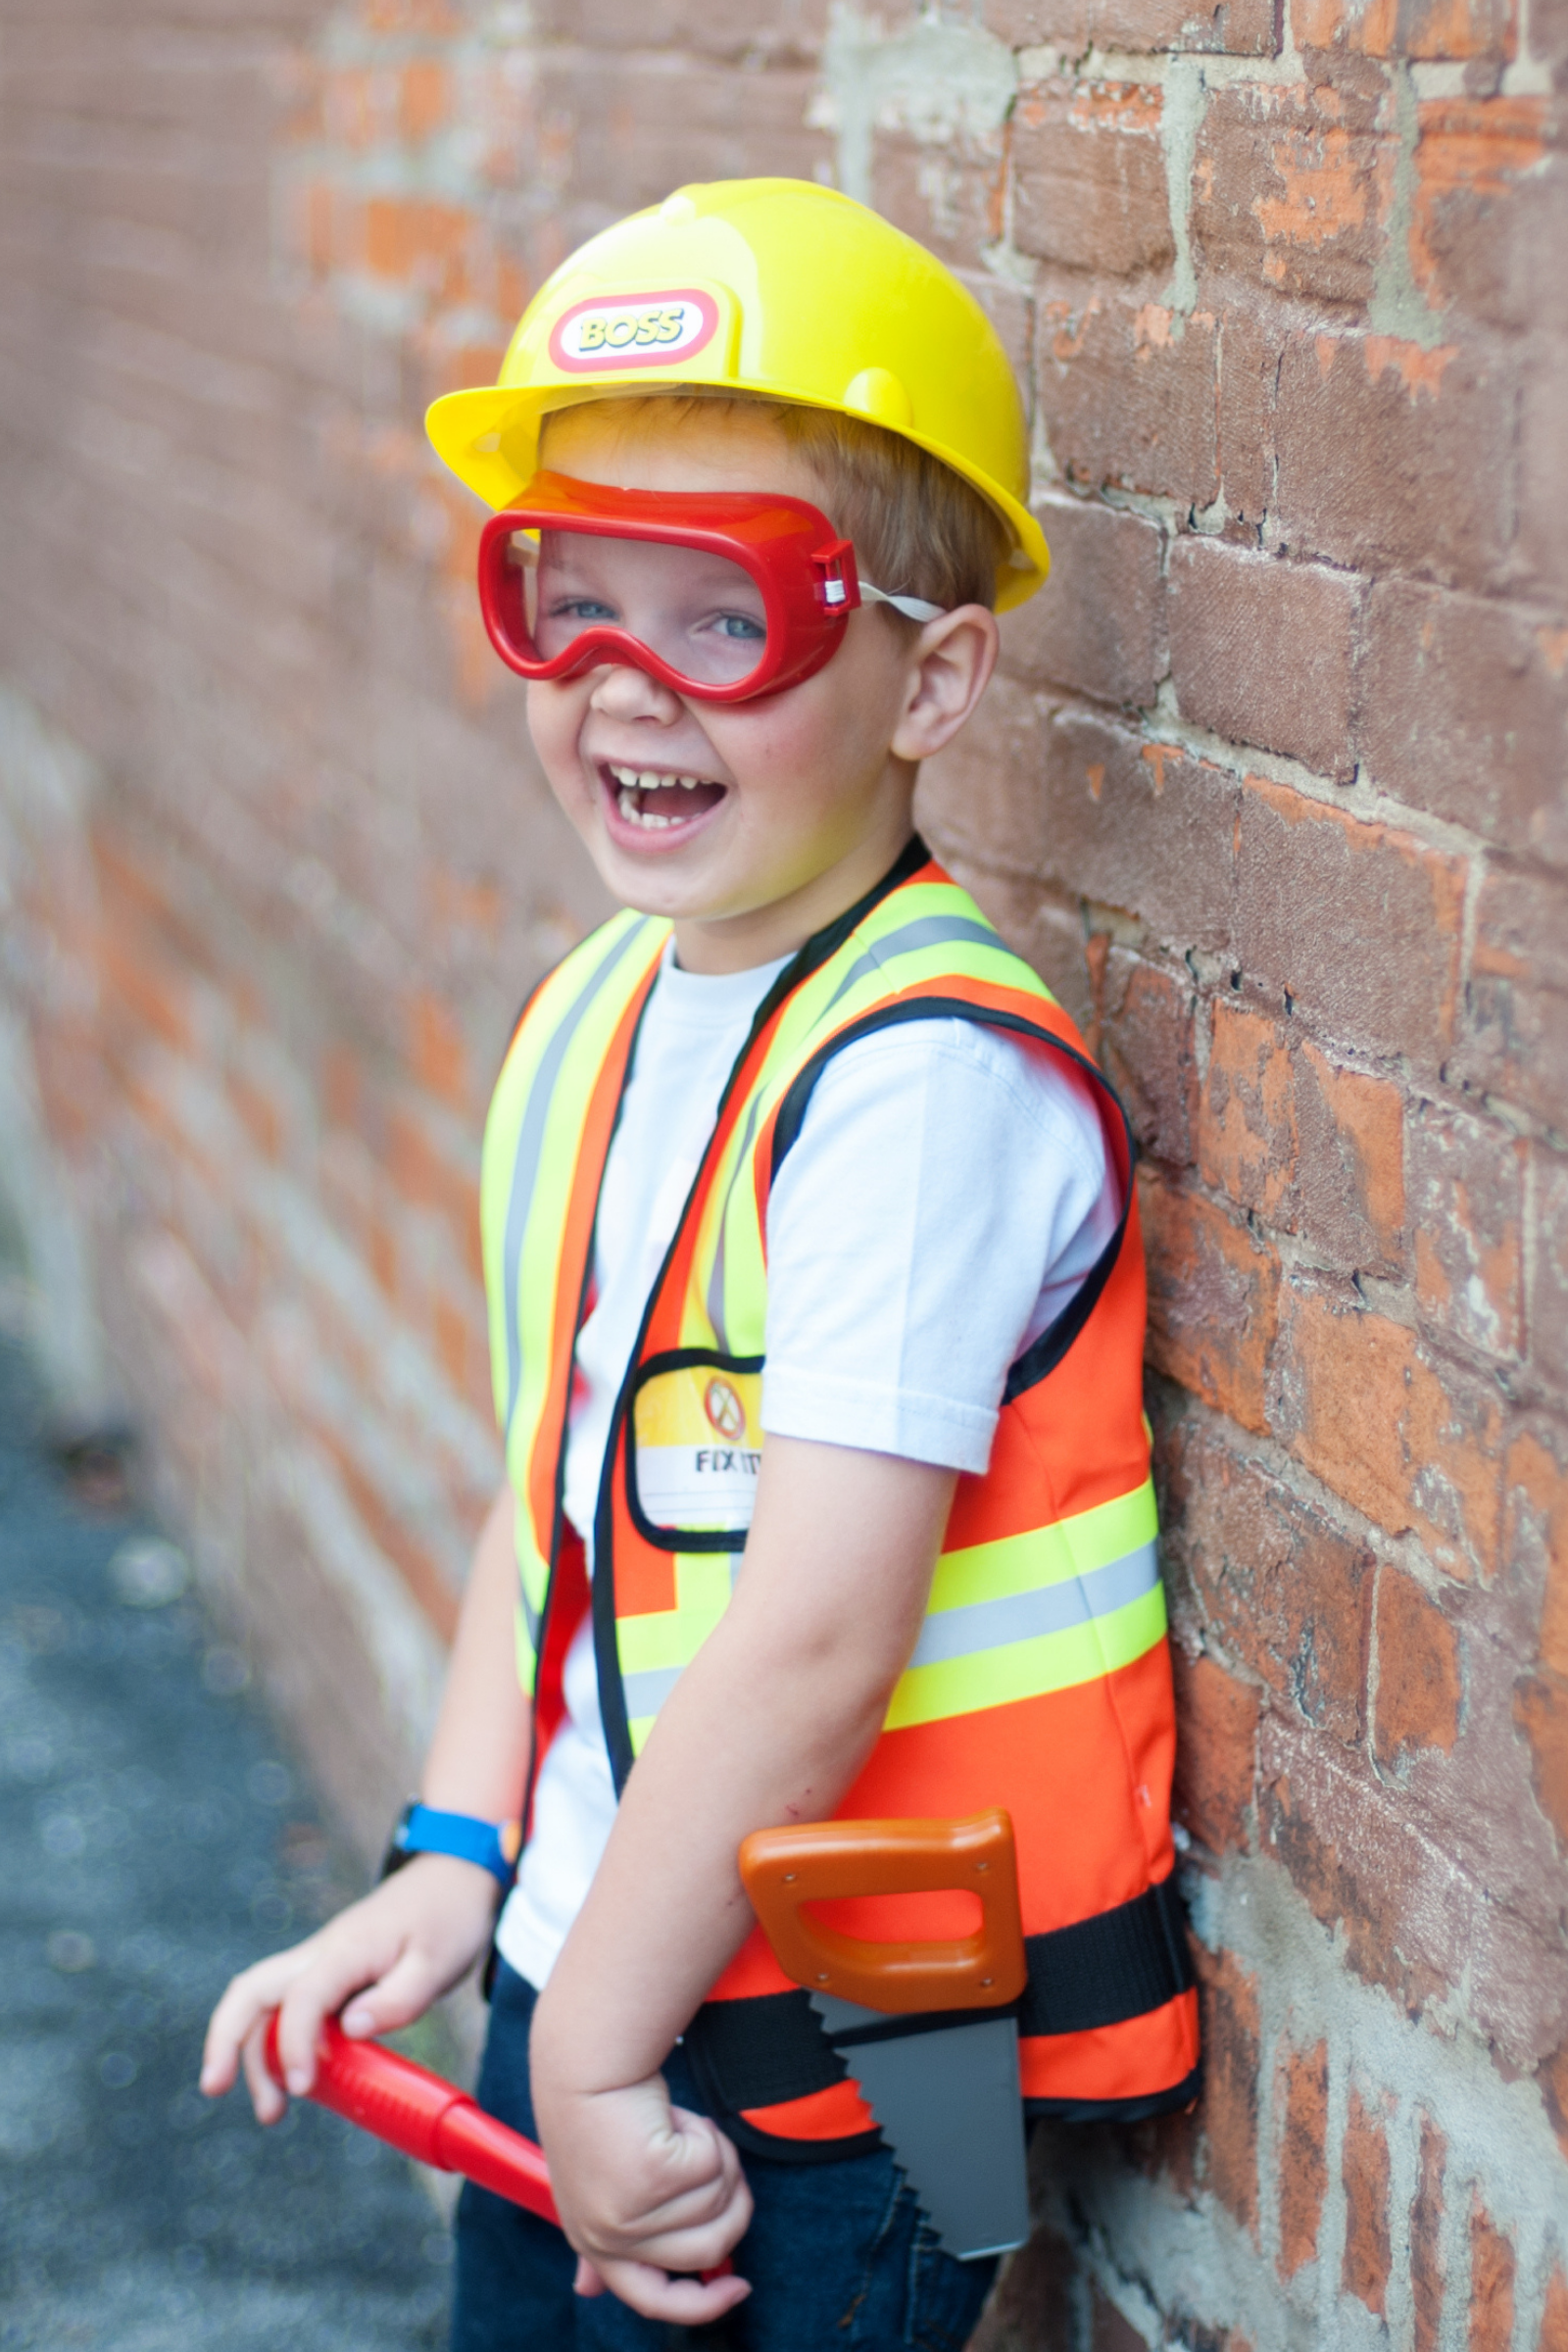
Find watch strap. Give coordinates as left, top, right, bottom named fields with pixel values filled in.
left=382, top=1800, right=521, bottom=1890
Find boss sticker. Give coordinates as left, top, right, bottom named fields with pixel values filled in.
left=549, top=289, right=719, bottom=374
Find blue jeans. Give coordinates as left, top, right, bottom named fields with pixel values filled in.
left=451, top=1962, right=998, bottom=2351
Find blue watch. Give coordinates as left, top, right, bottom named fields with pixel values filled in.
left=382, top=1801, right=521, bottom=1891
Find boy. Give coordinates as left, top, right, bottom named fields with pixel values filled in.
left=203, top=180, right=1198, bottom=2350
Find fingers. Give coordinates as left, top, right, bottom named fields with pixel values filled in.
left=201, top=1940, right=320, bottom=2103
left=338, top=1944, right=447, bottom=2040
left=581, top=2256, right=753, bottom=2328
left=239, top=2015, right=289, bottom=2126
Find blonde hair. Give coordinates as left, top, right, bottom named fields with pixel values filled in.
left=538, top=392, right=1010, bottom=616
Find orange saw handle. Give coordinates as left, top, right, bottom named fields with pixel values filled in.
left=738, top=1809, right=1028, bottom=2015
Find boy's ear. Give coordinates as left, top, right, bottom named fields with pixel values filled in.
left=888, top=606, right=1001, bottom=765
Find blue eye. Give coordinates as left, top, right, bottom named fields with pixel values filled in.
left=551, top=596, right=618, bottom=623
left=712, top=612, right=765, bottom=642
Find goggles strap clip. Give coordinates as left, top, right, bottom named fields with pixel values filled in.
left=810, top=537, right=860, bottom=613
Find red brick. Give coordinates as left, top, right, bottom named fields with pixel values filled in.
left=1038, top=297, right=1220, bottom=509
left=1406, top=1106, right=1525, bottom=1361
left=915, top=673, right=1050, bottom=880
left=1374, top=1565, right=1462, bottom=1762
left=1042, top=711, right=1239, bottom=955
left=1192, top=71, right=1397, bottom=308
left=1161, top=1413, right=1372, bottom=1740
left=1342, top=2083, right=1393, bottom=2315
left=981, top=0, right=1091, bottom=41
left=1469, top=2199, right=1516, bottom=2352
left=1236, top=776, right=1465, bottom=1066
left=1096, top=0, right=1277, bottom=43
left=1197, top=1943, right=1261, bottom=2236
left=1098, top=951, right=1198, bottom=1168
left=1170, top=1646, right=1260, bottom=1853
left=1089, top=2285, right=1147, bottom=2350
left=1295, top=0, right=1514, bottom=55
left=1520, top=342, right=1568, bottom=599
left=1411, top=2114, right=1447, bottom=2352
left=1012, top=78, right=1175, bottom=278
left=1543, top=2269, right=1568, bottom=2352
left=1273, top=331, right=1515, bottom=595
left=1275, top=2037, right=1328, bottom=2277
left=1199, top=1002, right=1406, bottom=1275
left=1002, top=494, right=1167, bottom=710
left=1142, top=1177, right=1282, bottom=1433
left=1168, top=539, right=1362, bottom=777
left=1410, top=101, right=1557, bottom=334
left=1217, top=302, right=1275, bottom=527
left=870, top=136, right=1006, bottom=276
left=967, top=2225, right=1077, bottom=2350
left=1530, top=1149, right=1568, bottom=1394
left=1270, top=1284, right=1505, bottom=1578
left=1360, top=580, right=1568, bottom=861
left=1514, top=1670, right=1568, bottom=1848
left=1461, top=867, right=1568, bottom=1133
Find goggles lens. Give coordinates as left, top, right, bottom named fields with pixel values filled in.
left=512, top=527, right=773, bottom=693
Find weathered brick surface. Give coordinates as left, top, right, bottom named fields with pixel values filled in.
left=1002, top=496, right=1166, bottom=710
left=1167, top=537, right=1362, bottom=777
left=2, top=4, right=1566, bottom=2351
left=1342, top=2083, right=1393, bottom=2314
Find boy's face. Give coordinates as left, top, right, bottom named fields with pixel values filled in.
left=522, top=404, right=996, bottom=973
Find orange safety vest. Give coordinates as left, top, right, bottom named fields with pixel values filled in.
left=481, top=840, right=1200, bottom=2155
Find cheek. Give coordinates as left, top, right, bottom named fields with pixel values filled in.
left=525, top=685, right=592, bottom=796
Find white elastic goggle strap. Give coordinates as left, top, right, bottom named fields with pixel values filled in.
left=858, top=580, right=947, bottom=623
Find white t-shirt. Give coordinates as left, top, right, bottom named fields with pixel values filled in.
left=495, top=940, right=1119, bottom=1990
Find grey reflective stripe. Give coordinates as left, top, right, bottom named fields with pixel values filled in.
left=817, top=916, right=1004, bottom=1020
left=906, top=1542, right=1160, bottom=1673
left=518, top=1548, right=541, bottom=1651
left=705, top=1091, right=763, bottom=1351
left=623, top=1663, right=684, bottom=1720
left=503, top=919, right=651, bottom=1435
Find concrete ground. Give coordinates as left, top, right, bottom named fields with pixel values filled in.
left=0, top=1333, right=453, bottom=2350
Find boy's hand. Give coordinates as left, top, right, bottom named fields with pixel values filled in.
left=535, top=2071, right=754, bottom=2325
left=199, top=1853, right=498, bottom=2123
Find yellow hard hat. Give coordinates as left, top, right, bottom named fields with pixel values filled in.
left=425, top=177, right=1048, bottom=609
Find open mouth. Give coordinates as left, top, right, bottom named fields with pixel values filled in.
left=604, top=763, right=727, bottom=834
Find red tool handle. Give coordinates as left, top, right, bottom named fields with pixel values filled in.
left=264, top=2013, right=559, bottom=2223
left=262, top=2014, right=732, bottom=2282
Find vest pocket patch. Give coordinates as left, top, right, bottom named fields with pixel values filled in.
left=627, top=1352, right=764, bottom=1548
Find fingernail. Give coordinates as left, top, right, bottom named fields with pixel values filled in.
left=341, top=2005, right=373, bottom=2035
left=285, top=2069, right=311, bottom=2095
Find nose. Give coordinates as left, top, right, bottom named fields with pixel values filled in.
left=588, top=662, right=685, bottom=723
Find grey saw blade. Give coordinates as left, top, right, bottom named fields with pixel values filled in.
left=811, top=1993, right=1031, bottom=2261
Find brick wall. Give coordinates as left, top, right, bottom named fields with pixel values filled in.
left=0, top=3, right=1564, bottom=2343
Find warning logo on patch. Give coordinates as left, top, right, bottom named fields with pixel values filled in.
left=703, top=1377, right=746, bottom=1441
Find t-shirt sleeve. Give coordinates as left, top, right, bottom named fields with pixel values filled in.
left=760, top=1015, right=1119, bottom=1475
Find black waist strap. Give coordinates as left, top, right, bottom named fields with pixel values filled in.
left=684, top=1873, right=1196, bottom=2119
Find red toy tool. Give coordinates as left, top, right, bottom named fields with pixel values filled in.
left=264, top=2012, right=559, bottom=2220
left=262, top=2013, right=733, bottom=2283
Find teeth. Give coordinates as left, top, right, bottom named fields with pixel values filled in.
left=616, top=786, right=678, bottom=829
left=608, top=764, right=710, bottom=793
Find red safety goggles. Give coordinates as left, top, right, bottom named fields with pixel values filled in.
left=476, top=471, right=940, bottom=704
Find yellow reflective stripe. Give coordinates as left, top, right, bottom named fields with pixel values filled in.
left=481, top=911, right=661, bottom=1428
left=617, top=1553, right=736, bottom=1751
left=926, top=1483, right=1158, bottom=1614
left=885, top=1581, right=1168, bottom=1732
left=498, top=933, right=666, bottom=1508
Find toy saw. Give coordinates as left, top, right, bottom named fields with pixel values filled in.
left=740, top=1809, right=1033, bottom=2261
